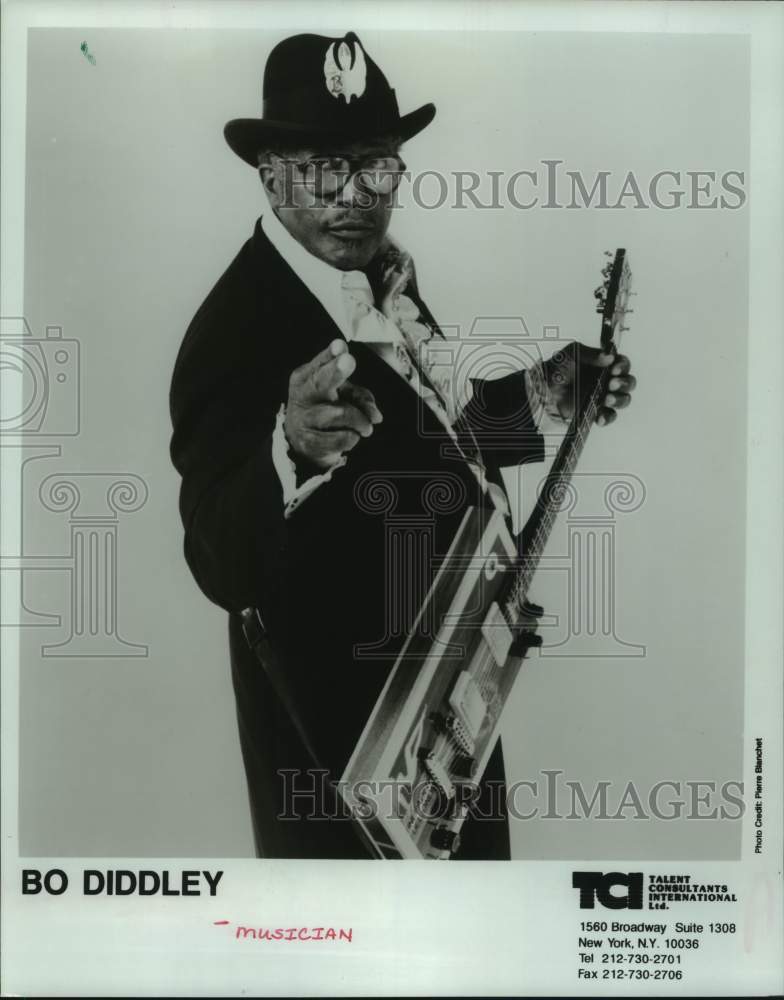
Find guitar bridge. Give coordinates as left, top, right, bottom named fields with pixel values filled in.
left=420, top=751, right=455, bottom=801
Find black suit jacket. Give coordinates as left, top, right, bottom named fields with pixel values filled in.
left=170, top=218, right=545, bottom=857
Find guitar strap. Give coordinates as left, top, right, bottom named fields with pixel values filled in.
left=238, top=607, right=326, bottom=773
left=239, top=607, right=376, bottom=857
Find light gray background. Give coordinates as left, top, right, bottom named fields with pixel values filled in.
left=18, top=27, right=748, bottom=857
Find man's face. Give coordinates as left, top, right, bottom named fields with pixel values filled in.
left=259, top=139, right=403, bottom=270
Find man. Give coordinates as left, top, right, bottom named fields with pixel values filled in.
left=169, top=31, right=635, bottom=859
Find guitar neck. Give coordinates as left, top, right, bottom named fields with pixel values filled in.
left=508, top=246, right=631, bottom=612
left=511, top=358, right=612, bottom=604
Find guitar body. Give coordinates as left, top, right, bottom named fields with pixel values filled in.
left=341, top=505, right=529, bottom=859
left=340, top=248, right=633, bottom=859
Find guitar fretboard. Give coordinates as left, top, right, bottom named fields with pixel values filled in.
left=505, top=247, right=630, bottom=619
left=508, top=360, right=609, bottom=613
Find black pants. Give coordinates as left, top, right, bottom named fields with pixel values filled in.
left=229, top=614, right=511, bottom=860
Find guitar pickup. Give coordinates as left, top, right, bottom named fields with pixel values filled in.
left=481, top=601, right=514, bottom=667
left=448, top=671, right=487, bottom=746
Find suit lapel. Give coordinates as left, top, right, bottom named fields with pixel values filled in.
left=349, top=340, right=456, bottom=445
left=250, top=219, right=344, bottom=366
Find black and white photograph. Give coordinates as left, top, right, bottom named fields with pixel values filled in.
left=1, top=1, right=782, bottom=995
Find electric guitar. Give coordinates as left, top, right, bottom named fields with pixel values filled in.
left=340, top=248, right=634, bottom=858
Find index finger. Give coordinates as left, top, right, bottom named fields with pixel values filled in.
left=305, top=351, right=356, bottom=403
left=290, top=339, right=348, bottom=388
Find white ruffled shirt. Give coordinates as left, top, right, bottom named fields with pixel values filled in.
left=264, top=209, right=545, bottom=517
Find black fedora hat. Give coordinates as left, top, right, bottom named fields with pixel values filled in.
left=224, top=31, right=436, bottom=166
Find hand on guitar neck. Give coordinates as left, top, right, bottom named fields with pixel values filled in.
left=535, top=341, right=636, bottom=427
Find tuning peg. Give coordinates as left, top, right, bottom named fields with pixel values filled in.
left=601, top=263, right=613, bottom=276
left=593, top=286, right=605, bottom=299
left=619, top=325, right=630, bottom=332
left=596, top=304, right=606, bottom=313
left=603, top=250, right=614, bottom=257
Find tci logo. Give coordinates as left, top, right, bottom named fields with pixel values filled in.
left=572, top=871, right=644, bottom=909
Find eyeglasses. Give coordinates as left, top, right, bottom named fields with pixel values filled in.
left=268, top=152, right=407, bottom=196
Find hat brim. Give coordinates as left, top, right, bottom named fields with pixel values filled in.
left=223, top=102, right=436, bottom=166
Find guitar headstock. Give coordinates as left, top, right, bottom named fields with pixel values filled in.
left=593, top=248, right=633, bottom=351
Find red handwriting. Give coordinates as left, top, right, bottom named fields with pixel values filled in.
left=212, top=921, right=353, bottom=943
